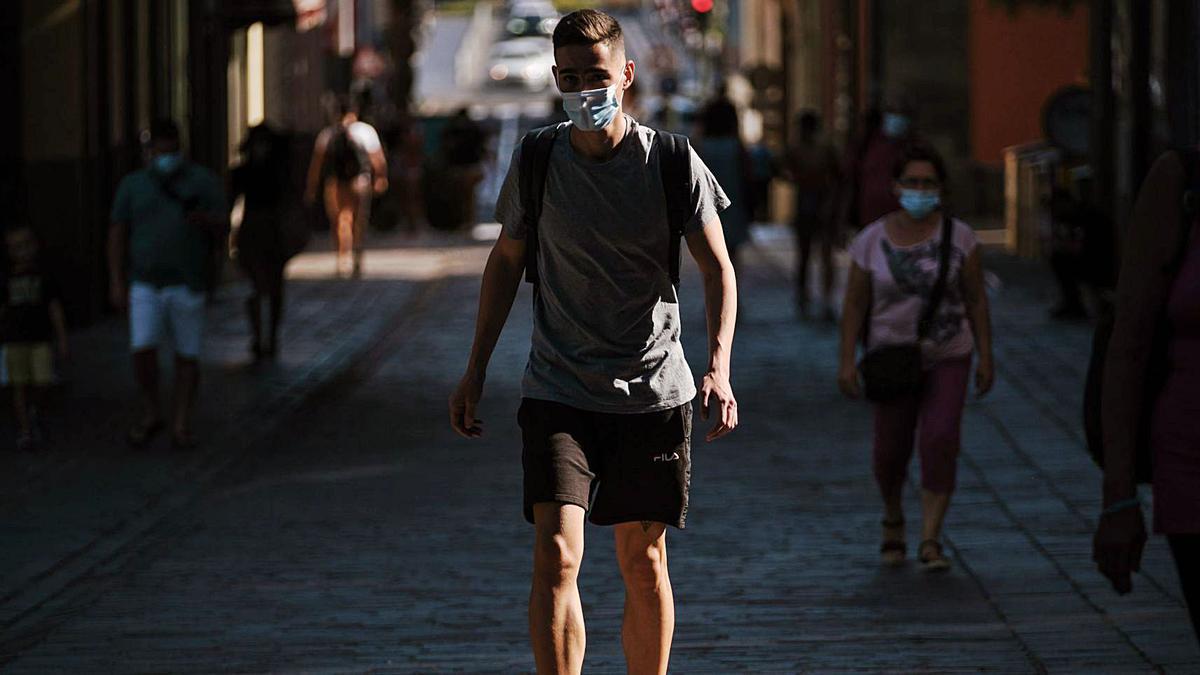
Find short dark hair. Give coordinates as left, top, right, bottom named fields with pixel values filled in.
left=893, top=142, right=947, bottom=184
left=553, top=9, right=624, bottom=55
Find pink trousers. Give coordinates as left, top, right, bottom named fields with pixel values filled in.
left=872, top=357, right=972, bottom=494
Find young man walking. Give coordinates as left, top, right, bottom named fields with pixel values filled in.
left=109, top=119, right=228, bottom=449
left=448, top=10, right=738, bottom=674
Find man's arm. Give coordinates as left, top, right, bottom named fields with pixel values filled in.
left=107, top=220, right=129, bottom=311
left=449, top=231, right=527, bottom=438
left=685, top=221, right=738, bottom=441
left=48, top=297, right=68, bottom=360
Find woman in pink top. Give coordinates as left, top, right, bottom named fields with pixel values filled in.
left=838, top=143, right=995, bottom=571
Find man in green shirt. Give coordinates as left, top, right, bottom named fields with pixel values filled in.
left=108, top=119, right=228, bottom=449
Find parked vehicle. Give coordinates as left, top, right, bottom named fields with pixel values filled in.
left=505, top=1, right=558, bottom=38
left=486, top=38, right=555, bottom=91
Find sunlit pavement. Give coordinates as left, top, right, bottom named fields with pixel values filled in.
left=2, top=227, right=1197, bottom=672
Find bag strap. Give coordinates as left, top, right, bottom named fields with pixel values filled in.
left=657, top=130, right=692, bottom=286
left=520, top=125, right=559, bottom=285
left=917, top=215, right=955, bottom=340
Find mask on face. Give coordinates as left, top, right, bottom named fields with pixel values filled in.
left=899, top=189, right=941, bottom=220
left=561, top=84, right=620, bottom=132
left=153, top=152, right=184, bottom=174
left=882, top=112, right=910, bottom=139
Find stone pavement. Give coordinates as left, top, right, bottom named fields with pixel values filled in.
left=1, top=225, right=1197, bottom=673
left=0, top=234, right=464, bottom=656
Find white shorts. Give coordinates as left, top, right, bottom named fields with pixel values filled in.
left=129, top=282, right=206, bottom=359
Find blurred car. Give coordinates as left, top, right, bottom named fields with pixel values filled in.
left=505, top=1, right=558, bottom=38
left=486, top=38, right=555, bottom=91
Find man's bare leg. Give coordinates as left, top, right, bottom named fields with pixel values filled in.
left=530, top=502, right=586, bottom=674
left=171, top=355, right=199, bottom=440
left=614, top=520, right=673, bottom=675
left=132, top=348, right=161, bottom=426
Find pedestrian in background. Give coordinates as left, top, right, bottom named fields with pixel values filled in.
left=305, top=95, right=388, bottom=278
left=785, top=110, right=840, bottom=320
left=1094, top=149, right=1200, bottom=644
left=696, top=84, right=751, bottom=267
left=108, top=119, right=228, bottom=450
left=838, top=143, right=994, bottom=571
left=2, top=225, right=67, bottom=451
left=449, top=10, right=738, bottom=672
left=840, top=100, right=915, bottom=230
left=231, top=123, right=301, bottom=361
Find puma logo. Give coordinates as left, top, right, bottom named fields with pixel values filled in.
left=653, top=452, right=680, bottom=463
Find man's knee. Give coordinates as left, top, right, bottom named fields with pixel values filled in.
left=531, top=503, right=584, bottom=589
left=616, top=524, right=668, bottom=595
left=533, top=531, right=582, bottom=589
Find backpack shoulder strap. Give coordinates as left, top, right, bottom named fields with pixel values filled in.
left=1169, top=147, right=1200, bottom=273
left=520, top=124, right=559, bottom=285
left=657, top=130, right=692, bottom=286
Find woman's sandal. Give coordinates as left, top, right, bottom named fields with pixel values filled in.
left=880, top=518, right=906, bottom=566
left=126, top=418, right=164, bottom=449
left=919, top=539, right=951, bottom=573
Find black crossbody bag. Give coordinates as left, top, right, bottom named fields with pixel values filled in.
left=858, top=216, right=954, bottom=402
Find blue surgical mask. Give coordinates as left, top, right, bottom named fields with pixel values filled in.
left=561, top=84, right=620, bottom=132
left=899, top=189, right=941, bottom=220
left=153, top=152, right=184, bottom=174
left=882, top=112, right=910, bottom=139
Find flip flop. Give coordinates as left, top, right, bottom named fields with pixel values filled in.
left=880, top=517, right=906, bottom=567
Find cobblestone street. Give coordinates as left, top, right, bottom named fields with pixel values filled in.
left=1, top=229, right=1197, bottom=673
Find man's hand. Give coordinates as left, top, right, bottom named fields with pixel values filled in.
left=109, top=282, right=128, bottom=312
left=56, top=336, right=70, bottom=362
left=1093, top=505, right=1147, bottom=595
left=837, top=361, right=861, bottom=399
left=699, top=370, right=737, bottom=441
left=374, top=176, right=389, bottom=195
left=449, top=371, right=485, bottom=438
left=975, top=356, right=995, bottom=397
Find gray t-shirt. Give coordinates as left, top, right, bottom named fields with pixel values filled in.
left=496, top=117, right=730, bottom=413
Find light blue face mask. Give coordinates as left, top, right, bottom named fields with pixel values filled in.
left=561, top=84, right=620, bottom=132
left=153, top=152, right=184, bottom=174
left=882, top=112, right=910, bottom=139
left=899, top=189, right=941, bottom=220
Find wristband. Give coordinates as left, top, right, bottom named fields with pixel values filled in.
left=1102, top=497, right=1140, bottom=517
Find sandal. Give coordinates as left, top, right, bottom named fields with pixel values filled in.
left=919, top=539, right=951, bottom=573
left=171, top=430, right=198, bottom=451
left=127, top=418, right=164, bottom=448
left=880, top=518, right=906, bottom=566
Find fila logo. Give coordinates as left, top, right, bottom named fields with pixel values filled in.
left=653, top=452, right=680, bottom=463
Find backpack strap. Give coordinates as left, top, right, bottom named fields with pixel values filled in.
left=520, top=125, right=559, bottom=285
left=1171, top=147, right=1200, bottom=273
left=657, top=131, right=692, bottom=286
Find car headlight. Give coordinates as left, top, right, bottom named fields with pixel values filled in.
left=490, top=64, right=509, bottom=80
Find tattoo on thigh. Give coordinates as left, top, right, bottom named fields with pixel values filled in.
left=641, top=520, right=653, bottom=533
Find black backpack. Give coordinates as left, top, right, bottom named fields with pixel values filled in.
left=1082, top=148, right=1200, bottom=483
left=518, top=124, right=694, bottom=286
left=326, top=125, right=371, bottom=182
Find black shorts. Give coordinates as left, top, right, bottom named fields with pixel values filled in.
left=518, top=398, right=693, bottom=529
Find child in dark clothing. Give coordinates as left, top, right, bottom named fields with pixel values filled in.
left=3, top=226, right=67, bottom=450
